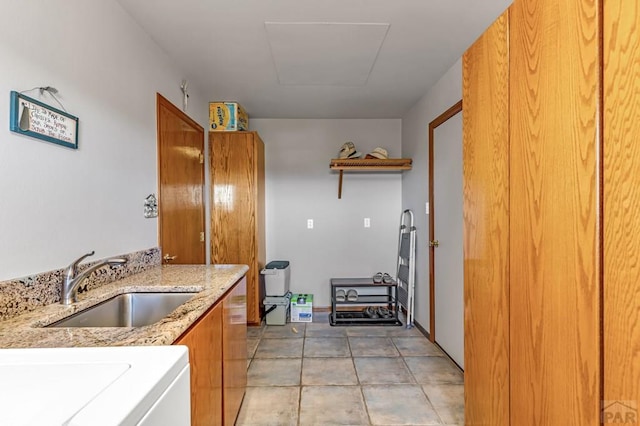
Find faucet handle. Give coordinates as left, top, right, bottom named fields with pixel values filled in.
left=65, top=251, right=96, bottom=276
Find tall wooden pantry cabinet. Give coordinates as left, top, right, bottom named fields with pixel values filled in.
left=463, top=0, right=640, bottom=424
left=462, top=10, right=510, bottom=425
left=210, top=131, right=266, bottom=326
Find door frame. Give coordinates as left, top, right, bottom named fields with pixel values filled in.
left=428, top=99, right=463, bottom=343
left=156, top=93, right=206, bottom=264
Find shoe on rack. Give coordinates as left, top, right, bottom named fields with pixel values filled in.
left=335, top=289, right=346, bottom=302
left=382, top=273, right=394, bottom=284
left=365, top=306, right=379, bottom=319
left=377, top=307, right=392, bottom=318
left=373, top=272, right=383, bottom=284
left=347, top=289, right=358, bottom=302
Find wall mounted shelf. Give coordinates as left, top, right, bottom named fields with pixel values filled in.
left=329, top=158, right=413, bottom=199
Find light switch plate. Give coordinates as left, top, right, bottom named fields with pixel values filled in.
left=364, top=218, right=371, bottom=228
left=307, top=219, right=314, bottom=229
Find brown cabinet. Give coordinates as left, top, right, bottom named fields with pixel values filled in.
left=603, top=0, right=640, bottom=409
left=462, top=10, right=510, bottom=426
left=222, top=277, right=247, bottom=426
left=174, top=277, right=247, bottom=425
left=464, top=0, right=640, bottom=424
left=174, top=302, right=223, bottom=425
left=210, top=131, right=266, bottom=325
left=509, top=0, right=601, bottom=423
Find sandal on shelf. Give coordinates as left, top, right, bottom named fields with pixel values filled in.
left=382, top=273, right=394, bottom=284
left=335, top=289, right=346, bottom=302
left=377, top=307, right=392, bottom=318
left=346, top=289, right=358, bottom=302
left=373, top=272, right=383, bottom=284
left=364, top=306, right=380, bottom=319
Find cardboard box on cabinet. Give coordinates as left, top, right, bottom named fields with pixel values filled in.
left=209, top=102, right=248, bottom=131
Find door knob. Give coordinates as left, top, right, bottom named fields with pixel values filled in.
left=429, top=240, right=440, bottom=247
left=163, top=253, right=177, bottom=263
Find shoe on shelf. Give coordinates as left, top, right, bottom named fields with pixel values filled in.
left=382, top=273, right=394, bottom=284
left=335, top=289, right=346, bottom=302
left=373, top=272, right=383, bottom=284
left=377, top=307, right=392, bottom=318
left=346, top=289, right=358, bottom=302
left=364, top=306, right=379, bottom=319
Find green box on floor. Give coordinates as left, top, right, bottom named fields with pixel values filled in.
left=291, top=294, right=313, bottom=322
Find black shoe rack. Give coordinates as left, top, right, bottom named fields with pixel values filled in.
left=329, top=278, right=403, bottom=326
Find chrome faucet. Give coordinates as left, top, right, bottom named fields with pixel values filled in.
left=61, top=251, right=127, bottom=305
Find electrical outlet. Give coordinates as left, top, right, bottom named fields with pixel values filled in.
left=364, top=218, right=371, bottom=228
left=307, top=219, right=314, bottom=229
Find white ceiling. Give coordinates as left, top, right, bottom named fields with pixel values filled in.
left=264, top=22, right=390, bottom=86
left=116, top=0, right=512, bottom=119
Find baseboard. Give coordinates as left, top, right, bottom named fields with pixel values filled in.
left=397, top=306, right=430, bottom=339
left=413, top=320, right=430, bottom=339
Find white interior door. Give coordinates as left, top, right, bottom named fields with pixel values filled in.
left=433, top=111, right=464, bottom=368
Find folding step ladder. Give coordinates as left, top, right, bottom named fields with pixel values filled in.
left=396, top=209, right=416, bottom=329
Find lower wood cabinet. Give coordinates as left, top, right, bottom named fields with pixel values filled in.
left=174, top=276, right=247, bottom=426
left=223, top=277, right=247, bottom=426
left=174, top=300, right=223, bottom=425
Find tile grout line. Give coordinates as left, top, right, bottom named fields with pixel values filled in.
left=358, top=381, right=374, bottom=425
left=419, top=382, right=447, bottom=425
left=397, top=335, right=449, bottom=426
left=297, top=326, right=305, bottom=426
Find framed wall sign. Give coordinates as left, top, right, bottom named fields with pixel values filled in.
left=9, top=91, right=79, bottom=149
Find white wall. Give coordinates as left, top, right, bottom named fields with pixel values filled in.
left=251, top=119, right=402, bottom=307
left=401, top=59, right=462, bottom=328
left=0, top=0, right=207, bottom=280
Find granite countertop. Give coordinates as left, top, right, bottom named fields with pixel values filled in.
left=0, top=264, right=248, bottom=348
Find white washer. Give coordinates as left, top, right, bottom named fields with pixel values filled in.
left=0, top=346, right=190, bottom=426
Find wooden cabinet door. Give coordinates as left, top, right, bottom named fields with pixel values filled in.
left=464, top=0, right=640, bottom=423
left=174, top=303, right=223, bottom=426
left=254, top=133, right=266, bottom=323
left=509, top=0, right=601, bottom=423
left=222, top=277, right=248, bottom=426
left=210, top=132, right=265, bottom=325
left=604, top=0, right=640, bottom=411
left=157, top=93, right=205, bottom=265
left=462, top=9, right=510, bottom=426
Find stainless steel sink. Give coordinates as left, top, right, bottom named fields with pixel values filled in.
left=47, top=292, right=198, bottom=328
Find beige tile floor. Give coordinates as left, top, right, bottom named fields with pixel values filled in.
left=237, top=315, right=464, bottom=426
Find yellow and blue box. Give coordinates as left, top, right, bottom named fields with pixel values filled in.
left=209, top=101, right=248, bottom=131
left=290, top=294, right=313, bottom=322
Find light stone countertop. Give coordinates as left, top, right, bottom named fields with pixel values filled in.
left=0, top=264, right=248, bottom=349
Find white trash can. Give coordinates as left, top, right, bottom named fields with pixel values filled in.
left=263, top=292, right=291, bottom=325
left=260, top=261, right=290, bottom=296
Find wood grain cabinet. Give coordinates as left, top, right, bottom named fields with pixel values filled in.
left=210, top=131, right=266, bottom=325
left=174, top=302, right=223, bottom=425
left=462, top=10, right=510, bottom=426
left=463, top=0, right=640, bottom=424
left=603, top=0, right=640, bottom=410
left=222, top=277, right=247, bottom=426
left=174, top=277, right=247, bottom=426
